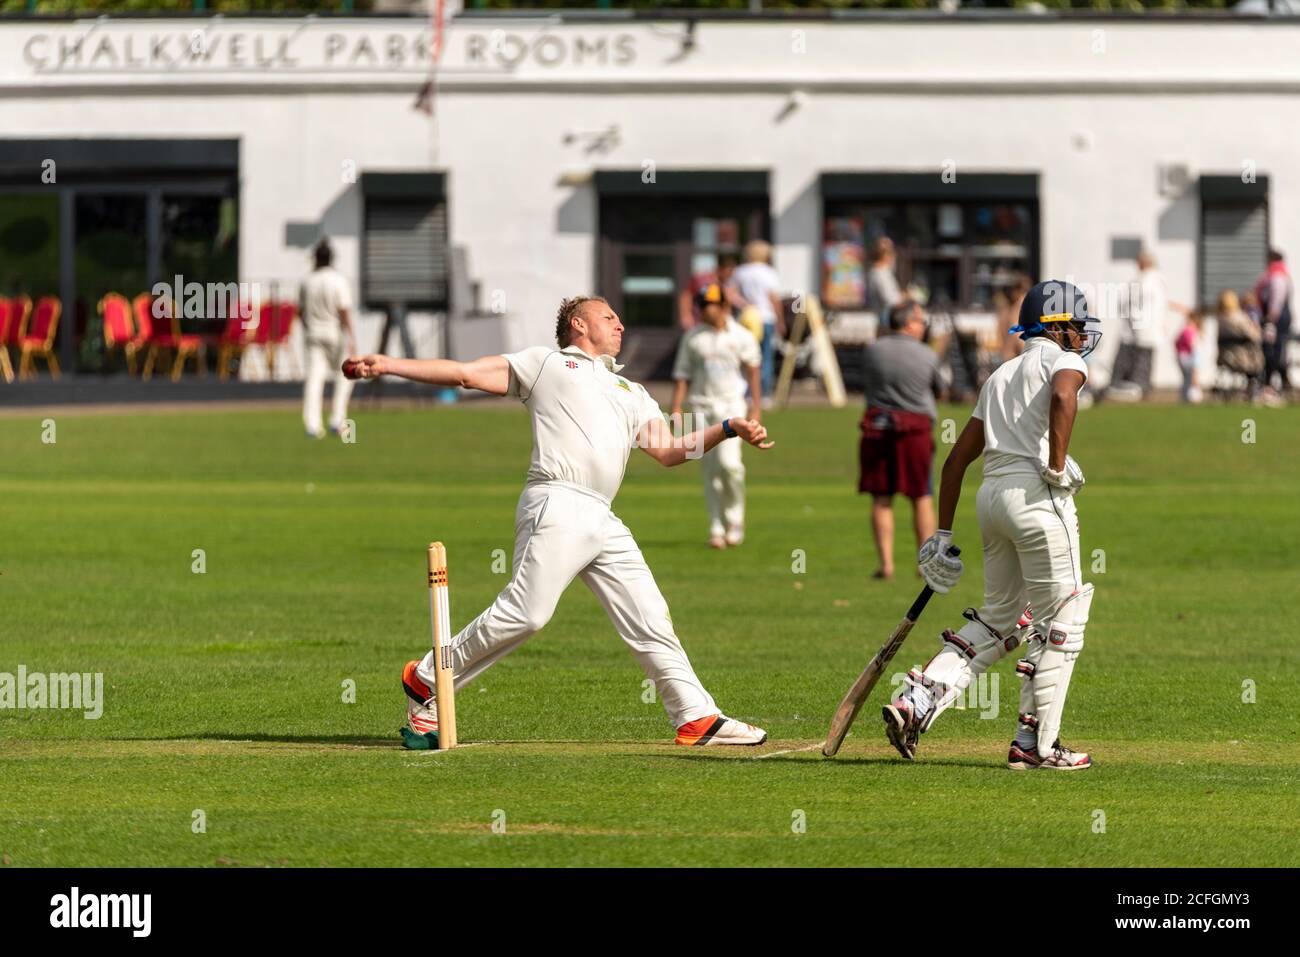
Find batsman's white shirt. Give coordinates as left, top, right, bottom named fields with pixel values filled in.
left=415, top=343, right=719, bottom=727
left=976, top=337, right=1089, bottom=476
left=970, top=337, right=1089, bottom=630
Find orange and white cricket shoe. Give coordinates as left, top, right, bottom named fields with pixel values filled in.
left=401, top=660, right=439, bottom=737
left=674, top=714, right=767, bottom=746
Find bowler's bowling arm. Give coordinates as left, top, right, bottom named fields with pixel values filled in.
left=348, top=354, right=510, bottom=395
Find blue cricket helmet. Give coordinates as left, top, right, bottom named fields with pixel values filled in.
left=1009, top=279, right=1102, bottom=357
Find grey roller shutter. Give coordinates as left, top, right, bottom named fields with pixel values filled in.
left=363, top=199, right=448, bottom=309
left=1201, top=202, right=1268, bottom=303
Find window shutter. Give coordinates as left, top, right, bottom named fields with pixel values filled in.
left=363, top=198, right=448, bottom=309
left=1201, top=201, right=1268, bottom=304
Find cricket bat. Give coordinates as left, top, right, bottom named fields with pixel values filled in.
left=821, top=549, right=958, bottom=758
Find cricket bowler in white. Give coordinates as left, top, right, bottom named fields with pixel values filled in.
left=345, top=296, right=773, bottom=748
left=886, top=279, right=1101, bottom=770
left=670, top=282, right=762, bottom=549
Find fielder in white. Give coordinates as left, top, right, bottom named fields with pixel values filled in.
left=345, top=295, right=774, bottom=748
left=300, top=239, right=356, bottom=439
left=886, top=279, right=1101, bottom=770
left=670, top=282, right=762, bottom=549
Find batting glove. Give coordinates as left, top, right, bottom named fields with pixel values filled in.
left=918, top=530, right=963, bottom=594
left=1041, top=454, right=1086, bottom=493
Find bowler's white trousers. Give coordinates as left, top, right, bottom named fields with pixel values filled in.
left=416, top=481, right=719, bottom=728
left=691, top=400, right=747, bottom=538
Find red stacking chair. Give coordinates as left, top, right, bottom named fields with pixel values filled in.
left=269, top=301, right=298, bottom=378
left=216, top=303, right=254, bottom=381
left=0, top=298, right=13, bottom=383
left=100, top=293, right=136, bottom=373
left=142, top=298, right=203, bottom=382
left=129, top=293, right=155, bottom=375
left=18, top=296, right=61, bottom=380
left=7, top=294, right=32, bottom=347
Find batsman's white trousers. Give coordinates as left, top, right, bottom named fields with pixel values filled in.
left=919, top=467, right=1083, bottom=692
left=416, top=481, right=719, bottom=728
left=691, top=401, right=747, bottom=538
left=976, top=468, right=1083, bottom=632
left=302, top=336, right=354, bottom=434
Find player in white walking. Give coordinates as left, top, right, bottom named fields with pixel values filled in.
left=885, top=279, right=1101, bottom=770
left=300, top=239, right=357, bottom=439
left=670, top=282, right=762, bottom=549
left=344, top=296, right=773, bottom=748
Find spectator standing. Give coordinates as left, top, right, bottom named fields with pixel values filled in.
left=301, top=239, right=357, bottom=439
left=859, top=300, right=947, bottom=580
left=729, top=240, right=785, bottom=404
left=998, top=274, right=1033, bottom=361
left=1175, top=308, right=1205, bottom=404
left=1254, top=249, right=1293, bottom=399
left=677, top=253, right=741, bottom=331
left=1108, top=250, right=1166, bottom=399
left=867, top=236, right=903, bottom=320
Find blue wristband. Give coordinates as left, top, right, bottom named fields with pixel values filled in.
left=721, top=418, right=738, bottom=438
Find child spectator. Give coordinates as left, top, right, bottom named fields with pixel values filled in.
left=1175, top=309, right=1205, bottom=404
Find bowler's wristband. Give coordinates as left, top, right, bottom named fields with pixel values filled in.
left=721, top=418, right=738, bottom=439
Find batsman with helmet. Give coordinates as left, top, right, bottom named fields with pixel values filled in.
left=887, top=279, right=1102, bottom=770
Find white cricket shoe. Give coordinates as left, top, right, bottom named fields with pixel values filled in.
left=675, top=714, right=767, bottom=746
left=725, top=524, right=745, bottom=547
left=882, top=697, right=921, bottom=761
left=401, top=660, right=439, bottom=736
left=1008, top=739, right=1092, bottom=771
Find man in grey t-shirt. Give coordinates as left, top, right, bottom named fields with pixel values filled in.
left=859, top=300, right=948, bottom=580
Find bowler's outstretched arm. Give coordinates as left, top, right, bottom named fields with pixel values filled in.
left=344, top=354, right=510, bottom=396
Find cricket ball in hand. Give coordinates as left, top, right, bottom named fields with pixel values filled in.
left=342, top=359, right=362, bottom=379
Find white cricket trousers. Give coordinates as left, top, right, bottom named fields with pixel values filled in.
left=976, top=469, right=1082, bottom=632
left=691, top=401, right=747, bottom=538
left=417, top=481, right=719, bottom=729
left=302, top=337, right=354, bottom=434
left=919, top=467, right=1083, bottom=693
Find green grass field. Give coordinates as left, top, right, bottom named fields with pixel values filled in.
left=2, top=399, right=1298, bottom=866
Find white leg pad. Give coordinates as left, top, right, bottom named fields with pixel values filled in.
left=912, top=609, right=1024, bottom=732
left=1026, top=585, right=1092, bottom=756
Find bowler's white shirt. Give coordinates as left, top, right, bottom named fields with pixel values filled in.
left=672, top=318, right=760, bottom=410
left=301, top=267, right=353, bottom=342
left=974, top=338, right=1088, bottom=476
left=504, top=344, right=665, bottom=503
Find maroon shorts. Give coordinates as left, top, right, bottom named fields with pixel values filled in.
left=858, top=406, right=935, bottom=500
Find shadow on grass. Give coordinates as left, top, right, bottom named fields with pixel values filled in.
left=111, top=733, right=399, bottom=748
left=643, top=750, right=1010, bottom=772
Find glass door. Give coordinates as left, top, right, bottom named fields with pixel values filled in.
left=74, top=193, right=148, bottom=372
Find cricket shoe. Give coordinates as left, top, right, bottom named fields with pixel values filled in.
left=674, top=714, right=767, bottom=746
left=882, top=697, right=921, bottom=761
left=400, top=660, right=441, bottom=750
left=725, top=524, right=745, bottom=547
left=1007, top=740, right=1092, bottom=771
